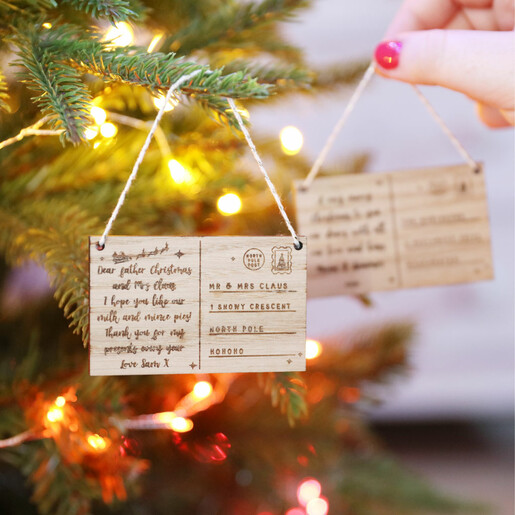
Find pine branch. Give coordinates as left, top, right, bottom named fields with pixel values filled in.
left=59, top=0, right=136, bottom=22
left=0, top=69, right=10, bottom=112
left=15, top=31, right=92, bottom=144
left=0, top=202, right=96, bottom=344
left=161, top=0, right=309, bottom=55
left=260, top=371, right=308, bottom=426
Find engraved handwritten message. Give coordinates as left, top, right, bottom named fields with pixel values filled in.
left=89, top=236, right=307, bottom=375
left=294, top=164, right=493, bottom=297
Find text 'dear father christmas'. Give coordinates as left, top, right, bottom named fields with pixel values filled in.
left=89, top=236, right=306, bottom=375
left=294, top=164, right=493, bottom=297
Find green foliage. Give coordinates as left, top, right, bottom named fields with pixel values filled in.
left=339, top=455, right=487, bottom=514
left=16, top=30, right=92, bottom=143
left=260, top=372, right=308, bottom=426
left=60, top=0, right=137, bottom=23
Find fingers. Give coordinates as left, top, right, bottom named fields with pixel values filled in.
left=476, top=103, right=513, bottom=127
left=385, top=0, right=494, bottom=36
left=374, top=30, right=515, bottom=114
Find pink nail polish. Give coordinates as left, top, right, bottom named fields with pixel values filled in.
left=374, top=41, right=402, bottom=70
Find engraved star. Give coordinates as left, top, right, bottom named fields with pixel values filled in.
left=231, top=256, right=236, bottom=261
left=100, top=257, right=104, bottom=261
left=298, top=352, right=303, bottom=357
left=287, top=359, right=292, bottom=364
left=189, top=362, right=197, bottom=369
left=175, top=250, right=185, bottom=259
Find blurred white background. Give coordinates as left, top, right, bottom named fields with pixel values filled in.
left=253, top=0, right=514, bottom=421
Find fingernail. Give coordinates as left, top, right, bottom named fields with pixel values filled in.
left=374, top=40, right=402, bottom=70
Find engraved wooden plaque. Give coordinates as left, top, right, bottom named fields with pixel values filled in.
left=89, top=236, right=307, bottom=375
left=293, top=164, right=493, bottom=297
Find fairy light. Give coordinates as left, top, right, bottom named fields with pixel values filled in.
left=297, top=478, right=322, bottom=506
left=153, top=93, right=179, bottom=112
left=168, top=159, right=192, bottom=184
left=192, top=381, right=213, bottom=400
left=90, top=106, right=107, bottom=125
left=306, top=339, right=322, bottom=360
left=306, top=497, right=328, bottom=515
left=46, top=407, right=64, bottom=423
left=93, top=141, right=101, bottom=149
left=147, top=33, right=163, bottom=53
left=84, top=126, right=99, bottom=140
left=154, top=412, right=177, bottom=425
left=104, top=22, right=134, bottom=47
left=217, top=193, right=242, bottom=216
left=87, top=433, right=108, bottom=451
left=169, top=417, right=194, bottom=433
left=42, top=22, right=52, bottom=29
left=280, top=126, right=303, bottom=155
left=54, top=396, right=66, bottom=408
left=100, top=122, right=118, bottom=138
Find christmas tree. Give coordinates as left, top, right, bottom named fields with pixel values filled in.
left=0, top=1, right=481, bottom=514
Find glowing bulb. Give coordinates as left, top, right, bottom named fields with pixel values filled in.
left=168, top=159, right=192, bottom=184
left=84, top=126, right=99, bottom=140
left=90, top=106, right=107, bottom=125
left=54, top=396, right=66, bottom=408
left=297, top=478, right=322, bottom=506
left=154, top=412, right=176, bottom=425
left=93, top=141, right=101, bottom=149
left=280, top=126, right=303, bottom=155
left=104, top=22, right=133, bottom=47
left=170, top=417, right=194, bottom=433
left=193, top=381, right=213, bottom=400
left=46, top=407, right=64, bottom=423
left=100, top=122, right=117, bottom=138
left=87, top=433, right=108, bottom=451
left=306, top=497, right=328, bottom=515
left=217, top=193, right=242, bottom=216
left=42, top=22, right=52, bottom=29
left=147, top=33, right=163, bottom=53
left=306, top=339, right=322, bottom=360
left=153, top=94, right=179, bottom=112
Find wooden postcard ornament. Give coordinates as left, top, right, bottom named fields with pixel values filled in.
left=89, top=236, right=306, bottom=375
left=294, top=64, right=493, bottom=297
left=88, top=86, right=307, bottom=376
left=294, top=164, right=493, bottom=297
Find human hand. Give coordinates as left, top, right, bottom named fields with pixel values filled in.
left=373, top=0, right=514, bottom=127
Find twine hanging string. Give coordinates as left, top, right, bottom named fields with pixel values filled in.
left=226, top=97, right=302, bottom=250
left=97, top=69, right=203, bottom=250
left=302, top=62, right=480, bottom=189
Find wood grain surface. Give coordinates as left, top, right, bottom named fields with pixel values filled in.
left=294, top=164, right=493, bottom=297
left=89, top=236, right=306, bottom=375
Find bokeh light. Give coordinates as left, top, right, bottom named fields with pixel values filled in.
left=100, top=122, right=118, bottom=138
left=87, top=433, right=108, bottom=451
left=153, top=94, right=179, bottom=112
left=217, top=193, right=242, bottom=216
left=46, top=407, right=64, bottom=423
left=90, top=106, right=107, bottom=125
left=170, top=417, right=194, bottom=433
left=42, top=22, right=52, bottom=29
left=286, top=509, right=305, bottom=515
left=168, top=159, right=193, bottom=184
left=297, top=478, right=322, bottom=506
left=306, top=339, right=322, bottom=360
left=280, top=125, right=303, bottom=155
left=154, top=411, right=176, bottom=425
left=147, top=33, right=163, bottom=53
left=193, top=381, right=213, bottom=400
left=84, top=126, right=99, bottom=140
left=104, top=22, right=133, bottom=47
left=54, top=396, right=66, bottom=408
left=306, top=497, right=328, bottom=515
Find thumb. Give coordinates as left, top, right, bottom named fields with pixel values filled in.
left=373, top=30, right=515, bottom=113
